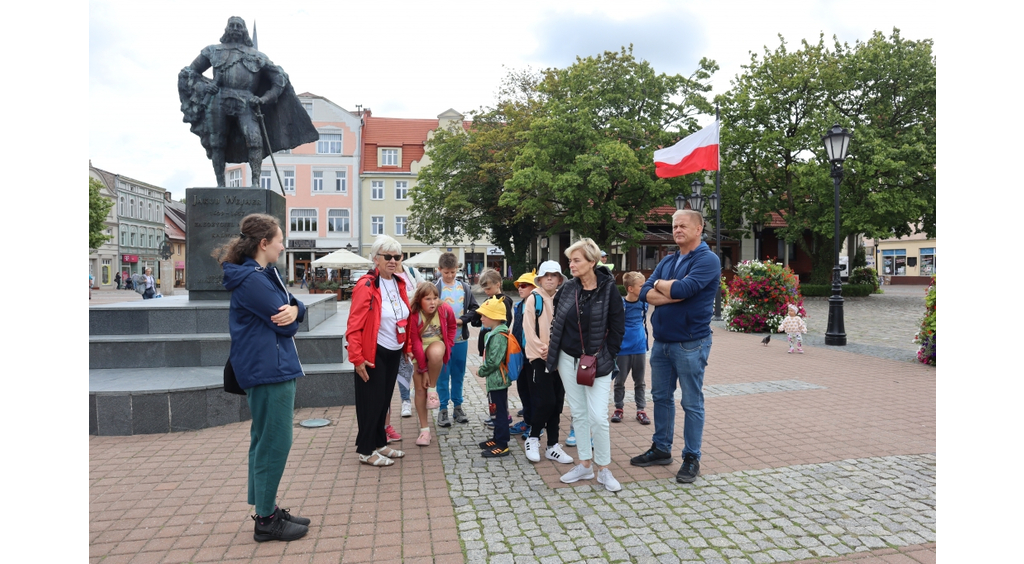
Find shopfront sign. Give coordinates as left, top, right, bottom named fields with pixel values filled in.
left=175, top=261, right=185, bottom=269
left=122, top=254, right=139, bottom=263
left=289, top=239, right=316, bottom=249
left=486, top=247, right=505, bottom=256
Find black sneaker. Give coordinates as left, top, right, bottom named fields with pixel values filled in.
left=277, top=507, right=310, bottom=526
left=252, top=509, right=309, bottom=542
left=481, top=445, right=510, bottom=457
left=676, top=453, right=700, bottom=483
left=630, top=444, right=673, bottom=467
left=478, top=439, right=500, bottom=449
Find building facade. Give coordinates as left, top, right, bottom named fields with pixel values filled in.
left=226, top=93, right=361, bottom=282
left=112, top=174, right=167, bottom=281
left=164, top=192, right=187, bottom=287
left=360, top=108, right=486, bottom=274
left=89, top=163, right=120, bottom=289
left=866, top=228, right=936, bottom=284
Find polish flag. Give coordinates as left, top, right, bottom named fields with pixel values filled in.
left=654, top=121, right=719, bottom=178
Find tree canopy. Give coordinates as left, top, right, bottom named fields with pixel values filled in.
left=90, top=177, right=114, bottom=252
left=718, top=29, right=935, bottom=282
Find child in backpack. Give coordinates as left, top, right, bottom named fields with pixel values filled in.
left=612, top=271, right=651, bottom=425
left=406, top=282, right=457, bottom=446
left=476, top=297, right=515, bottom=457
left=509, top=270, right=537, bottom=438
left=435, top=252, right=480, bottom=427
left=466, top=268, right=513, bottom=428
left=778, top=303, right=808, bottom=353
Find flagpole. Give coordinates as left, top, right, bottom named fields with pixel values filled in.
left=713, top=104, right=722, bottom=321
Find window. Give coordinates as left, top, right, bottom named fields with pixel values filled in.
left=228, top=168, right=242, bottom=187
left=371, top=180, right=384, bottom=200
left=149, top=231, right=155, bottom=248
left=881, top=249, right=907, bottom=276
left=381, top=148, right=399, bottom=166
left=129, top=198, right=135, bottom=218
left=920, top=248, right=936, bottom=276
left=137, top=199, right=143, bottom=218
left=395, top=181, right=408, bottom=200
left=395, top=216, right=407, bottom=236
left=371, top=216, right=384, bottom=235
left=260, top=170, right=272, bottom=190
left=290, top=209, right=317, bottom=233
left=147, top=203, right=152, bottom=221
left=302, top=101, right=313, bottom=117
left=334, top=170, right=347, bottom=193
left=130, top=228, right=136, bottom=246
left=119, top=196, right=125, bottom=216
left=155, top=204, right=160, bottom=218
left=312, top=171, right=324, bottom=192
left=327, top=209, right=350, bottom=234
left=120, top=226, right=127, bottom=246
left=102, top=259, right=111, bottom=285
left=317, top=133, right=342, bottom=154
left=283, top=170, right=295, bottom=192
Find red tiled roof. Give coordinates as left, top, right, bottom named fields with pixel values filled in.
left=361, top=116, right=440, bottom=173
left=767, top=211, right=788, bottom=227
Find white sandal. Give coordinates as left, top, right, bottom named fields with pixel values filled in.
left=359, top=452, right=394, bottom=466
left=376, top=446, right=405, bottom=459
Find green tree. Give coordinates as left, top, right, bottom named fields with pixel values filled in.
left=718, top=30, right=935, bottom=283
left=410, top=69, right=542, bottom=275
left=89, top=177, right=114, bottom=252
left=504, top=46, right=718, bottom=253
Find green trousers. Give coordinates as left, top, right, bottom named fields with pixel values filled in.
left=246, top=379, right=296, bottom=516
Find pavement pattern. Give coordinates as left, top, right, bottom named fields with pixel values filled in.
left=89, top=286, right=935, bottom=563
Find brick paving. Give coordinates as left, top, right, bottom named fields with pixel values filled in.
left=89, top=291, right=936, bottom=563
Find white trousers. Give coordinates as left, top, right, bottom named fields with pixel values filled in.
left=557, top=350, right=612, bottom=466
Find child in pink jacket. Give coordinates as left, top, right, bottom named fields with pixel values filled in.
left=778, top=304, right=808, bottom=353
left=406, top=282, right=457, bottom=445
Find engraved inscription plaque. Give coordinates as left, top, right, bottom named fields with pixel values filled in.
left=186, top=188, right=287, bottom=300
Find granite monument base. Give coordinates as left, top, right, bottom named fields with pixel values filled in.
left=185, top=187, right=287, bottom=301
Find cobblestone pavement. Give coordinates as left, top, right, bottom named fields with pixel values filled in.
left=89, top=289, right=936, bottom=564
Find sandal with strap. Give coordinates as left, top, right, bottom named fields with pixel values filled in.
left=359, top=452, right=394, bottom=466
left=376, top=446, right=405, bottom=459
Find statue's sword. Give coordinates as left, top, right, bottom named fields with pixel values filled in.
left=254, top=106, right=285, bottom=197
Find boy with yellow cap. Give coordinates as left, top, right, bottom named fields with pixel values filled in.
left=476, top=297, right=516, bottom=457
left=509, top=270, right=537, bottom=438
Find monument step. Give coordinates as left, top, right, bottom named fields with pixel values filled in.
left=89, top=363, right=356, bottom=436
left=89, top=331, right=347, bottom=369
left=88, top=294, right=337, bottom=335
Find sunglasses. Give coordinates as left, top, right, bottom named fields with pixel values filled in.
left=516, top=284, right=534, bottom=290
left=377, top=254, right=401, bottom=262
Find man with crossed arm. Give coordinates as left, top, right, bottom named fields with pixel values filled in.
left=630, top=209, right=721, bottom=483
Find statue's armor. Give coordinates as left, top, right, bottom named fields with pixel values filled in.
left=201, top=44, right=268, bottom=92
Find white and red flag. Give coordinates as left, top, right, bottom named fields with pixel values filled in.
left=653, top=121, right=719, bottom=178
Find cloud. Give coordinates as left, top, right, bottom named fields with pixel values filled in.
left=529, top=9, right=708, bottom=76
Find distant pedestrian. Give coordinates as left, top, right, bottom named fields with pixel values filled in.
left=215, top=213, right=310, bottom=542
left=114, top=271, right=122, bottom=290
left=778, top=304, right=807, bottom=354
left=299, top=273, right=307, bottom=289
left=142, top=268, right=156, bottom=299
left=89, top=273, right=94, bottom=299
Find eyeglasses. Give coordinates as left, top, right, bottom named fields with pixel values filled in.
left=517, top=284, right=534, bottom=290
left=377, top=254, right=401, bottom=262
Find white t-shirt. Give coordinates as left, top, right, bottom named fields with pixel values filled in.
left=377, top=276, right=409, bottom=351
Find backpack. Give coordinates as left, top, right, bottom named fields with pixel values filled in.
left=530, top=290, right=545, bottom=337
left=496, top=330, right=524, bottom=383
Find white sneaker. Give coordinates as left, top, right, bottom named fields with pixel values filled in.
left=560, top=463, right=595, bottom=484
left=597, top=468, right=622, bottom=492
left=545, top=443, right=574, bottom=464
left=401, top=400, right=412, bottom=418
left=524, top=437, right=541, bottom=462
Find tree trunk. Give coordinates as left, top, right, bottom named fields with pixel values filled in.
left=807, top=232, right=835, bottom=284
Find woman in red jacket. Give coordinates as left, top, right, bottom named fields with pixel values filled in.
left=345, top=235, right=410, bottom=466
left=406, top=281, right=456, bottom=446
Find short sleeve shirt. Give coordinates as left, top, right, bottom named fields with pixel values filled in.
left=441, top=282, right=466, bottom=343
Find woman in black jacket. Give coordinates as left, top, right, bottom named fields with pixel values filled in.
left=547, top=237, right=625, bottom=492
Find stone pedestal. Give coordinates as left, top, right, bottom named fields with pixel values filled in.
left=185, top=188, right=287, bottom=300
left=159, top=259, right=174, bottom=296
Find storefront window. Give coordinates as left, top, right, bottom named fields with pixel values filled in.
left=920, top=248, right=935, bottom=276
left=881, top=249, right=907, bottom=276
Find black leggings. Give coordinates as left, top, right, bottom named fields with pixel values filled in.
left=353, top=345, right=402, bottom=456
left=528, top=358, right=564, bottom=446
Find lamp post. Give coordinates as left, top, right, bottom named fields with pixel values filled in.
left=470, top=243, right=476, bottom=283
left=675, top=193, right=687, bottom=211
left=688, top=180, right=723, bottom=320
left=752, top=221, right=764, bottom=261
left=822, top=124, right=852, bottom=346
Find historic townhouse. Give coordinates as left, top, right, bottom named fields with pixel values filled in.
left=226, top=93, right=361, bottom=282
left=360, top=108, right=487, bottom=274
left=92, top=165, right=167, bottom=281
left=164, top=193, right=187, bottom=287
left=89, top=163, right=120, bottom=288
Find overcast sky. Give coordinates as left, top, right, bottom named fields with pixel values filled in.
left=89, top=0, right=940, bottom=200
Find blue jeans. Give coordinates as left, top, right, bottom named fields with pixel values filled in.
left=650, top=335, right=712, bottom=459
left=437, top=340, right=468, bottom=409
left=397, top=356, right=412, bottom=402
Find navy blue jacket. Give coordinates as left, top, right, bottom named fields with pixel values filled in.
left=223, top=258, right=307, bottom=389
left=639, top=242, right=720, bottom=343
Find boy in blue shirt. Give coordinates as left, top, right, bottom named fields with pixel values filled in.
left=611, top=271, right=651, bottom=425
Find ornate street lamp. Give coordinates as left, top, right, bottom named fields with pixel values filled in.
left=822, top=124, right=853, bottom=346
left=688, top=180, right=704, bottom=212
left=675, top=193, right=687, bottom=211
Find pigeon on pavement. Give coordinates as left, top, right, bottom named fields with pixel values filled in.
left=761, top=334, right=771, bottom=346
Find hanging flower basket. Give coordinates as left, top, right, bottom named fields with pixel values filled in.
left=722, top=260, right=805, bottom=333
